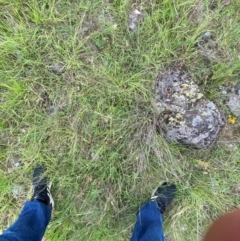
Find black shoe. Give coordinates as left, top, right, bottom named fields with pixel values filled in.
left=31, top=166, right=54, bottom=210
left=151, top=182, right=176, bottom=213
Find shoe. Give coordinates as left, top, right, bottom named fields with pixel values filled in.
left=31, top=166, right=54, bottom=210
left=151, top=182, right=176, bottom=213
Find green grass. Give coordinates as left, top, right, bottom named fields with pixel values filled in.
left=1, top=0, right=240, bottom=240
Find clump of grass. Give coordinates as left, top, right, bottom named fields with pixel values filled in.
left=1, top=0, right=240, bottom=240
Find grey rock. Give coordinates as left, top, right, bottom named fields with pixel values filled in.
left=234, top=83, right=240, bottom=95
left=227, top=95, right=240, bottom=117
left=8, top=156, right=23, bottom=171
left=155, top=64, right=225, bottom=148
left=219, top=83, right=240, bottom=117
left=203, top=31, right=211, bottom=40
left=48, top=62, right=66, bottom=75
left=128, top=9, right=143, bottom=32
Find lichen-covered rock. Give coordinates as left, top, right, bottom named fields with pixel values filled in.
left=155, top=64, right=225, bottom=148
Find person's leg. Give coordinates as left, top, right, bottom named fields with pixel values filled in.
left=0, top=200, right=51, bottom=241
left=131, top=201, right=164, bottom=241
left=0, top=166, right=54, bottom=241
left=130, top=182, right=176, bottom=241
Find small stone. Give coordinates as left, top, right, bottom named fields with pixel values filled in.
left=13, top=162, right=21, bottom=168
left=203, top=31, right=211, bottom=40
left=129, top=9, right=143, bottom=32
left=48, top=62, right=66, bottom=75
left=227, top=95, right=240, bottom=117
left=8, top=158, right=23, bottom=171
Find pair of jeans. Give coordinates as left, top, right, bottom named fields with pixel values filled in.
left=0, top=201, right=51, bottom=241
left=131, top=201, right=164, bottom=241
left=0, top=200, right=163, bottom=241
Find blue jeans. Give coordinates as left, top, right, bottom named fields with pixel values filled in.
left=131, top=201, right=164, bottom=241
left=0, top=201, right=51, bottom=241
left=0, top=200, right=163, bottom=241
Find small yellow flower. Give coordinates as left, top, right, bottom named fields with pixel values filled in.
left=228, top=115, right=237, bottom=124
left=196, top=160, right=210, bottom=169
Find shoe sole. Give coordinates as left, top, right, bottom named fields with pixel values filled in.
left=47, top=182, right=55, bottom=210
